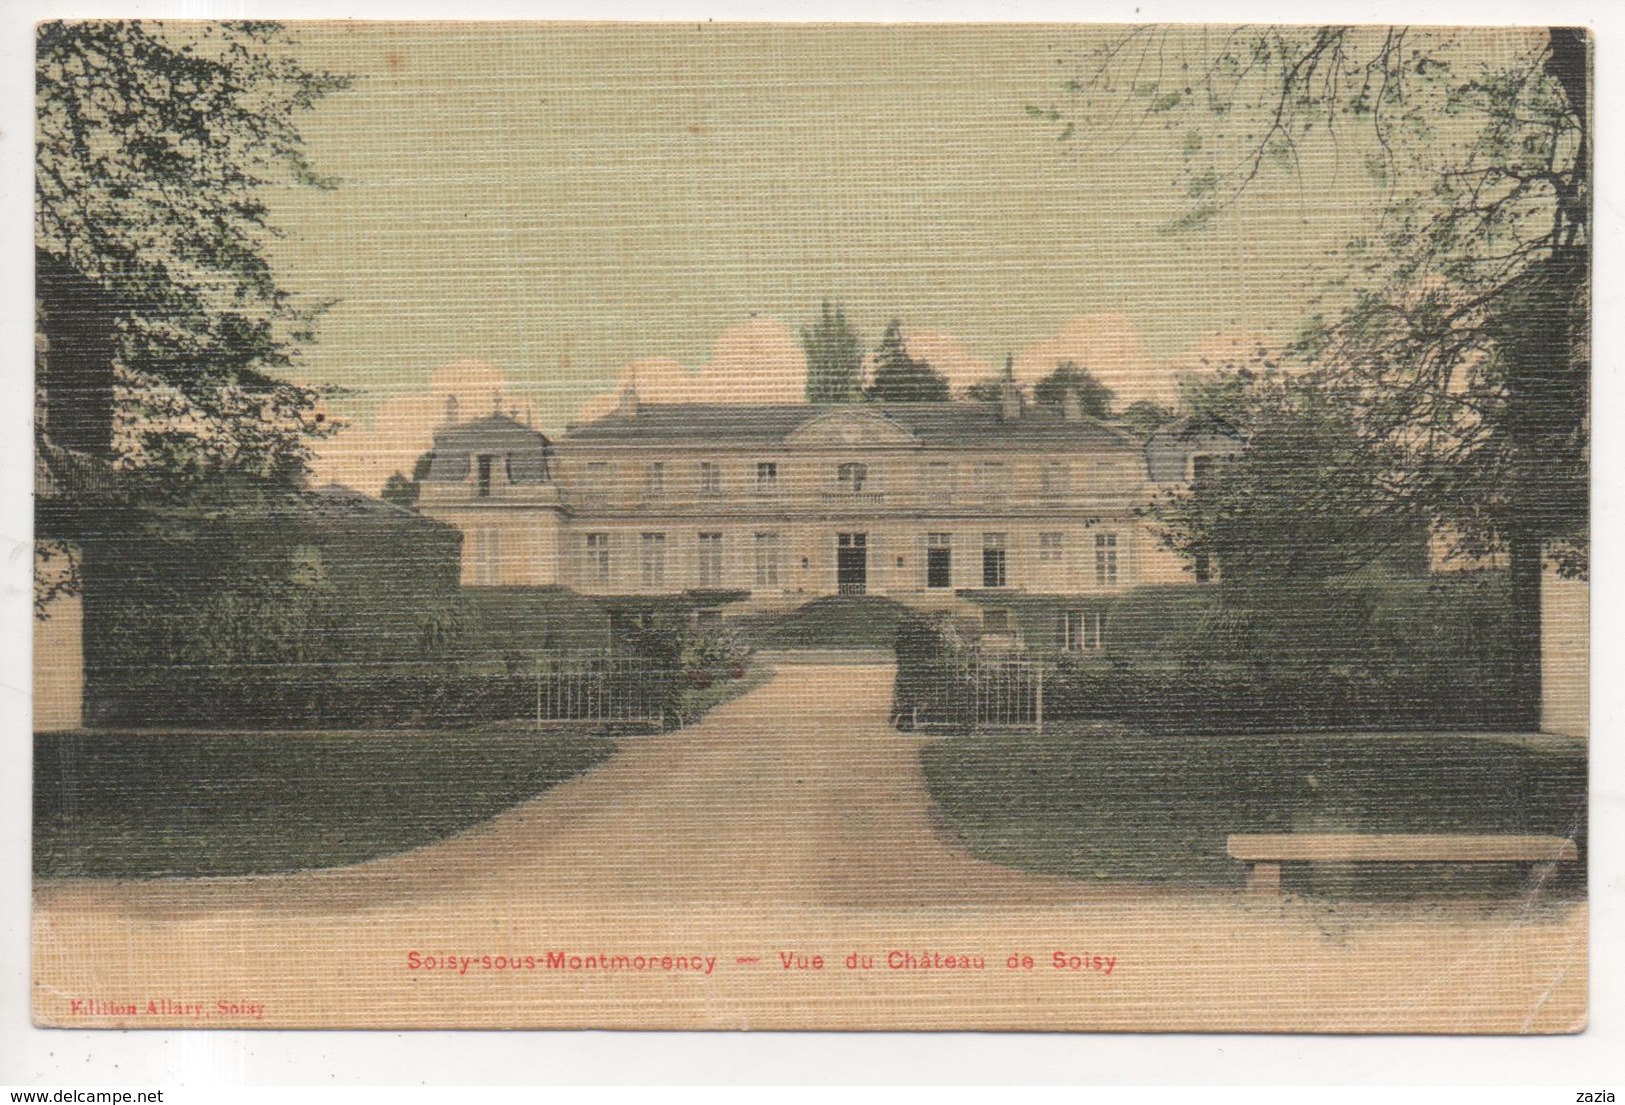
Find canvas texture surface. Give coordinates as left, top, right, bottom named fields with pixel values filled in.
left=32, top=21, right=1589, bottom=1032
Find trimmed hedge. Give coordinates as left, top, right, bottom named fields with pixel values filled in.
left=90, top=660, right=680, bottom=730
left=895, top=573, right=1525, bottom=733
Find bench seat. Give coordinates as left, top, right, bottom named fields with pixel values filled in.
left=1226, top=833, right=1579, bottom=895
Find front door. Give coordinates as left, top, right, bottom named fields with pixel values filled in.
left=836, top=532, right=867, bottom=595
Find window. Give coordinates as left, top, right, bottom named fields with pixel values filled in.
left=1040, top=460, right=1069, bottom=499
left=837, top=462, right=868, bottom=493
left=581, top=461, right=610, bottom=506
left=584, top=533, right=611, bottom=584
left=927, top=533, right=952, bottom=589
left=699, top=462, right=722, bottom=497
left=1191, top=454, right=1214, bottom=482
left=697, top=532, right=724, bottom=587
left=477, top=454, right=495, bottom=498
left=982, top=532, right=1007, bottom=588
left=1059, top=610, right=1105, bottom=651
left=473, top=527, right=501, bottom=584
left=753, top=532, right=781, bottom=586
left=642, top=461, right=666, bottom=503
left=640, top=532, right=667, bottom=589
left=983, top=608, right=1011, bottom=633
left=924, top=462, right=955, bottom=503
left=755, top=461, right=779, bottom=494
left=976, top=461, right=1008, bottom=503
left=1194, top=550, right=1212, bottom=584
left=1094, top=532, right=1119, bottom=586
left=1039, top=532, right=1065, bottom=563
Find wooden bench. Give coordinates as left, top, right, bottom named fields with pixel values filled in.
left=1226, top=833, right=1580, bottom=896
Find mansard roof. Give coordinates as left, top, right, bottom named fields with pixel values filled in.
left=423, top=413, right=552, bottom=484
left=429, top=412, right=551, bottom=454
left=561, top=401, right=1139, bottom=450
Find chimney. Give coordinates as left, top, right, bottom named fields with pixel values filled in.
left=616, top=384, right=640, bottom=419
left=1061, top=387, right=1084, bottom=422
left=443, top=394, right=460, bottom=426
left=999, top=353, right=1023, bottom=422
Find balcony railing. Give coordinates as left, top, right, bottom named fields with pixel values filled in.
left=820, top=491, right=886, bottom=508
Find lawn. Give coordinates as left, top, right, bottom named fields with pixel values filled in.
left=921, top=727, right=1587, bottom=898
left=738, top=596, right=911, bottom=650
left=34, top=728, right=617, bottom=879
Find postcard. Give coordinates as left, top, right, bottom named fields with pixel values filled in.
left=31, top=21, right=1588, bottom=1031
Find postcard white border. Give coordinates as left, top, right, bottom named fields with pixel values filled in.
left=2, top=0, right=1620, bottom=1088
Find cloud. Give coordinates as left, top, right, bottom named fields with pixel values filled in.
left=311, top=360, right=527, bottom=497
left=573, top=316, right=807, bottom=422
left=1009, top=313, right=1177, bottom=406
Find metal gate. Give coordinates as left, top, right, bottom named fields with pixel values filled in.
left=967, top=658, right=1043, bottom=731
left=534, top=652, right=667, bottom=727
left=905, top=657, right=1044, bottom=733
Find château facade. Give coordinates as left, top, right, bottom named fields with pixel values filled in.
left=416, top=385, right=1226, bottom=642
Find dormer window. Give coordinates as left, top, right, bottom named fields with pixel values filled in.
left=837, top=462, right=868, bottom=493
left=477, top=454, right=496, bottom=497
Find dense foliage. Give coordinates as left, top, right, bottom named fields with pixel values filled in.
left=1033, top=361, right=1114, bottom=418
left=1038, top=26, right=1590, bottom=726
left=85, top=555, right=750, bottom=729
left=865, top=319, right=949, bottom=402
left=37, top=21, right=347, bottom=481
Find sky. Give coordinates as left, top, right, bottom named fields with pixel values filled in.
left=260, top=23, right=1494, bottom=492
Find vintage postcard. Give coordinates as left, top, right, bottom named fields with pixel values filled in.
left=31, top=21, right=1588, bottom=1032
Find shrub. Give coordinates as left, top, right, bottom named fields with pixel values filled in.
left=680, top=622, right=754, bottom=679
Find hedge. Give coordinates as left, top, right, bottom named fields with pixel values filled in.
left=894, top=573, right=1525, bottom=734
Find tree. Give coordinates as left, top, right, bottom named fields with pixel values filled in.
left=1043, top=27, right=1589, bottom=725
left=963, top=378, right=1008, bottom=402
left=379, top=453, right=432, bottom=509
left=36, top=21, right=348, bottom=485
left=380, top=472, right=419, bottom=509
left=865, top=319, right=950, bottom=402
left=1033, top=361, right=1114, bottom=418
left=1147, top=371, right=1437, bottom=685
left=801, top=301, right=864, bottom=403
left=1153, top=373, right=1415, bottom=596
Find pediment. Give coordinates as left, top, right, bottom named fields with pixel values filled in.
left=785, top=409, right=919, bottom=448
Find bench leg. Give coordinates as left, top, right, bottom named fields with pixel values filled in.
left=1246, top=861, right=1282, bottom=896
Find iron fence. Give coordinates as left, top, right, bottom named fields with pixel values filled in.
left=902, top=655, right=1045, bottom=733
left=534, top=650, right=670, bottom=727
